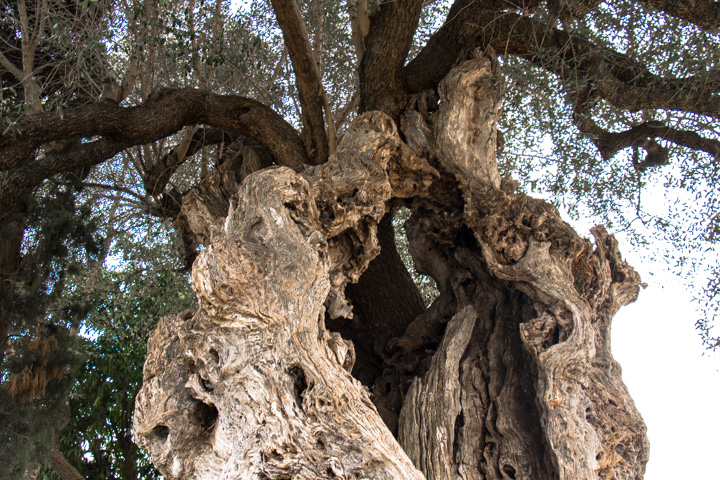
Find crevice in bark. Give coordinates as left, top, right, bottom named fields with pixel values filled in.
left=193, top=400, right=218, bottom=437
left=134, top=48, right=649, bottom=480
left=134, top=112, right=435, bottom=479
left=325, top=211, right=426, bottom=411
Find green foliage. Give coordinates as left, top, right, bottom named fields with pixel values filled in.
left=3, top=180, right=101, bottom=339
left=0, top=327, right=81, bottom=480
left=497, top=2, right=720, bottom=347
left=3, top=0, right=720, bottom=476
left=37, top=246, right=196, bottom=480
left=0, top=0, right=113, bottom=113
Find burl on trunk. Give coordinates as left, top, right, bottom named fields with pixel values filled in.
left=134, top=52, right=649, bottom=479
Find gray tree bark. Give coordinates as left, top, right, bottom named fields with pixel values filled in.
left=134, top=50, right=648, bottom=480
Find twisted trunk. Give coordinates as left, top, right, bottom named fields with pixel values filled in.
left=134, top=51, right=648, bottom=479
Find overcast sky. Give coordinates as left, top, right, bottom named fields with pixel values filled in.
left=609, top=246, right=720, bottom=478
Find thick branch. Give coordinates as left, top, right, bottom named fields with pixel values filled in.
left=359, top=0, right=424, bottom=116
left=405, top=9, right=720, bottom=119
left=572, top=85, right=720, bottom=163
left=0, top=89, right=306, bottom=179
left=583, top=117, right=720, bottom=164
left=51, top=444, right=86, bottom=480
left=0, top=49, right=24, bottom=79
left=0, top=92, right=306, bottom=217
left=0, top=138, right=127, bottom=214
left=270, top=0, right=329, bottom=164
left=0, top=89, right=306, bottom=172
left=403, top=0, right=531, bottom=93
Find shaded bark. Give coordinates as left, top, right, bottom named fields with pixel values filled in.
left=144, top=127, right=236, bottom=198
left=359, top=0, right=424, bottom=117
left=333, top=213, right=426, bottom=433
left=271, top=0, right=330, bottom=163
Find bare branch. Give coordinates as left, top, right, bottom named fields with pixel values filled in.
left=335, top=91, right=360, bottom=132
left=359, top=0, right=424, bottom=116
left=0, top=50, right=24, bottom=80
left=0, top=91, right=308, bottom=219
left=270, top=0, right=329, bottom=163
left=574, top=97, right=720, bottom=165
left=405, top=9, right=720, bottom=119
left=0, top=89, right=307, bottom=172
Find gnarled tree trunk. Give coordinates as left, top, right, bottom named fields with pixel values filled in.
left=134, top=51, right=648, bottom=479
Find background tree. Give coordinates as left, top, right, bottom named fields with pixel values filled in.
left=1, top=0, right=719, bottom=478
left=34, top=236, right=196, bottom=480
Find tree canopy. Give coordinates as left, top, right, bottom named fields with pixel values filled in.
left=1, top=0, right=719, bottom=478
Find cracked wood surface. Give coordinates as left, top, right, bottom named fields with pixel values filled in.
left=134, top=52, right=648, bottom=480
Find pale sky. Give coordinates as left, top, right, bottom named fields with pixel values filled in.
left=610, top=248, right=720, bottom=478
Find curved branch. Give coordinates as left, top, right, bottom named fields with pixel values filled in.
left=598, top=122, right=720, bottom=163
left=404, top=0, right=496, bottom=94
left=270, top=0, right=329, bottom=163
left=574, top=99, right=720, bottom=165
left=405, top=9, right=720, bottom=119
left=0, top=90, right=307, bottom=215
left=0, top=89, right=307, bottom=172
left=640, top=0, right=720, bottom=30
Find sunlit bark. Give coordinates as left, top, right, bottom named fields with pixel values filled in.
left=134, top=52, right=648, bottom=479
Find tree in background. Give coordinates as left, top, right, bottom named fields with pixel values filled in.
left=35, top=238, right=196, bottom=480
left=1, top=0, right=719, bottom=478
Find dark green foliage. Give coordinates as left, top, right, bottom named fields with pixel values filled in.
left=0, top=178, right=102, bottom=478
left=37, top=259, right=196, bottom=480
left=4, top=180, right=101, bottom=337
left=0, top=328, right=80, bottom=480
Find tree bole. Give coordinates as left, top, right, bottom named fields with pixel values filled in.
left=134, top=53, right=648, bottom=479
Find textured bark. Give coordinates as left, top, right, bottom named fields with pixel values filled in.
left=134, top=51, right=648, bottom=479
left=134, top=112, right=436, bottom=479
left=359, top=0, right=424, bottom=117
left=50, top=444, right=86, bottom=480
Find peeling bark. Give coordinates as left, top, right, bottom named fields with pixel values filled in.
left=135, top=51, right=648, bottom=479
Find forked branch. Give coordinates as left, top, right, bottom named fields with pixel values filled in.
left=270, top=0, right=336, bottom=162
